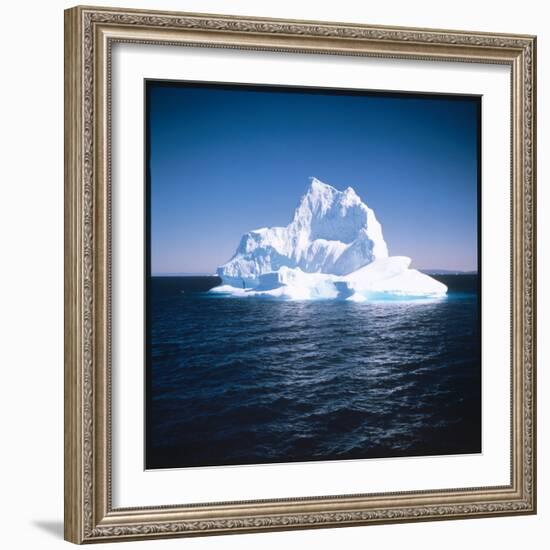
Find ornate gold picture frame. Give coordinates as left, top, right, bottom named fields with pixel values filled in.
left=64, top=5, right=536, bottom=544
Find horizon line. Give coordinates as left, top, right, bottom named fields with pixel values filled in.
left=151, top=269, right=479, bottom=277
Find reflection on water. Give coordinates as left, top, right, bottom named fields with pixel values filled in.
left=146, top=275, right=481, bottom=469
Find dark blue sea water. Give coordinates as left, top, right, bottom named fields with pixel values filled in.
left=146, top=275, right=481, bottom=469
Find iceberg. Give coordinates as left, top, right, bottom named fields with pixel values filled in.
left=213, top=178, right=446, bottom=301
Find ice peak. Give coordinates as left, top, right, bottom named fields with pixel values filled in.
left=217, top=177, right=389, bottom=283
left=306, top=178, right=361, bottom=204
left=302, top=177, right=338, bottom=213
left=305, top=177, right=337, bottom=202
left=301, top=178, right=364, bottom=216
left=342, top=186, right=361, bottom=206
left=308, top=176, right=333, bottom=191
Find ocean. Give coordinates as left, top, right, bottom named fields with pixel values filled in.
left=146, top=275, right=481, bottom=469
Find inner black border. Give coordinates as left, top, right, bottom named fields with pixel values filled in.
left=144, top=79, right=482, bottom=470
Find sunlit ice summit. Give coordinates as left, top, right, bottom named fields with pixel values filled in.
left=213, top=177, right=447, bottom=301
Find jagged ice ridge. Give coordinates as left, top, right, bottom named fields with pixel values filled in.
left=213, top=178, right=447, bottom=301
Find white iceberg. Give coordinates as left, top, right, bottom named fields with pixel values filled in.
left=217, top=177, right=387, bottom=286
left=213, top=178, right=446, bottom=301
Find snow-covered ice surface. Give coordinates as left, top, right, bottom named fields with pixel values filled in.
left=214, top=178, right=447, bottom=301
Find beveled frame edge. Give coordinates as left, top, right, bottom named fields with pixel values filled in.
left=64, top=5, right=537, bottom=544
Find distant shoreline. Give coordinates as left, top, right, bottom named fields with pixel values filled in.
left=420, top=270, right=478, bottom=276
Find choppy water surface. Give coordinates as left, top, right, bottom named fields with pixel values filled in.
left=146, top=275, right=480, bottom=469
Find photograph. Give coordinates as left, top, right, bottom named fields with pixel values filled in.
left=145, top=81, right=482, bottom=470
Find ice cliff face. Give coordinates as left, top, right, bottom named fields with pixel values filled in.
left=218, top=178, right=389, bottom=285
left=214, top=177, right=447, bottom=300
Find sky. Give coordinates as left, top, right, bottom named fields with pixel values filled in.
left=148, top=81, right=480, bottom=274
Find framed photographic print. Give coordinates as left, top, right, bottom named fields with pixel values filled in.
left=64, top=5, right=537, bottom=544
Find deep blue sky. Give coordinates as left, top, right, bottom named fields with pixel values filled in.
left=148, top=82, right=479, bottom=274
